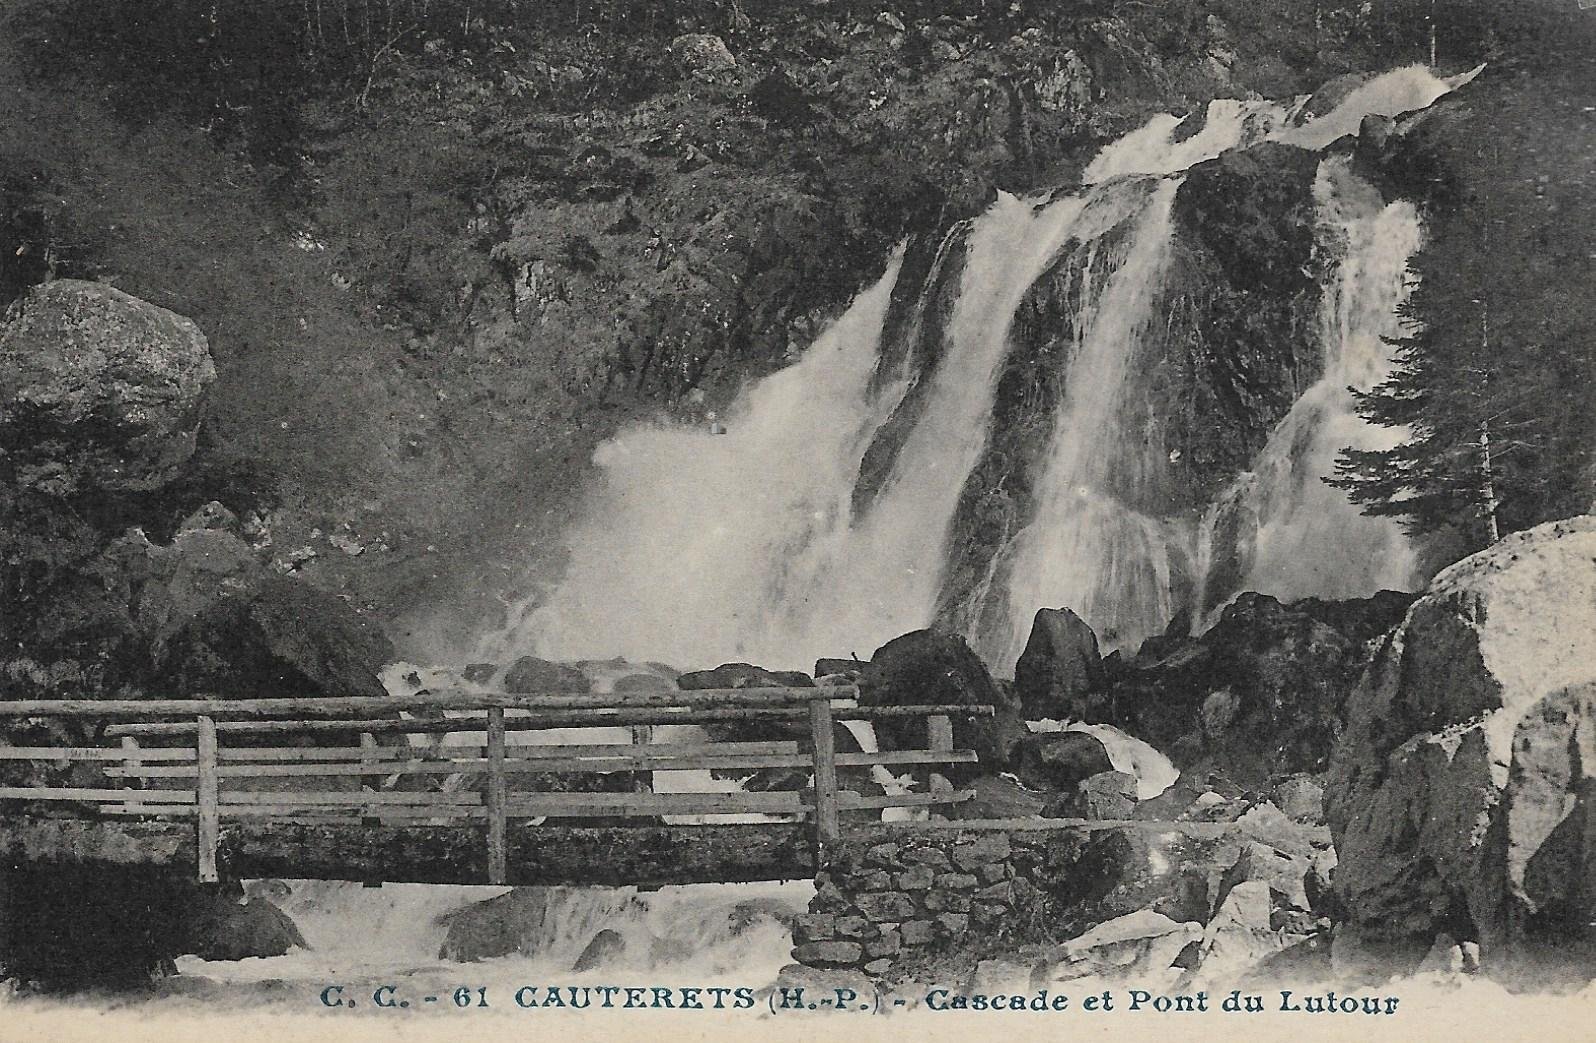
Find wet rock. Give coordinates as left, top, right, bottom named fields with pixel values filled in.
left=461, top=663, right=499, bottom=684
left=1013, top=607, right=1103, bottom=720
left=859, top=630, right=1025, bottom=777
left=502, top=656, right=592, bottom=694
left=180, top=888, right=307, bottom=961
left=437, top=889, right=646, bottom=962
left=677, top=662, right=813, bottom=690
left=814, top=658, right=867, bottom=680
left=571, top=928, right=628, bottom=971
left=613, top=672, right=674, bottom=693
left=1014, top=731, right=1114, bottom=793
left=1326, top=517, right=1596, bottom=974
left=0, top=280, right=215, bottom=494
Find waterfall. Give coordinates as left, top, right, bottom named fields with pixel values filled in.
left=488, top=66, right=1457, bottom=676
left=1196, top=160, right=1422, bottom=620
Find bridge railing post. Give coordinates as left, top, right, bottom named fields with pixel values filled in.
left=808, top=696, right=840, bottom=863
left=486, top=706, right=508, bottom=886
left=120, top=736, right=144, bottom=816
left=196, top=715, right=220, bottom=883
left=927, top=714, right=955, bottom=818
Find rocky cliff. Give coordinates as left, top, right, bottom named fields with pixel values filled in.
left=1325, top=516, right=1596, bottom=983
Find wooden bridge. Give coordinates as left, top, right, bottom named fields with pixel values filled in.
left=0, top=687, right=989, bottom=888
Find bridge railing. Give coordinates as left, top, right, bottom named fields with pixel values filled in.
left=0, top=688, right=992, bottom=883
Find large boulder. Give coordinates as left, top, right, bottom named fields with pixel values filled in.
left=502, top=656, right=592, bottom=694
left=1064, top=591, right=1415, bottom=785
left=857, top=629, right=1026, bottom=776
left=1325, top=517, right=1596, bottom=978
left=1014, top=607, right=1103, bottom=719
left=154, top=571, right=394, bottom=698
left=0, top=280, right=215, bottom=494
left=178, top=886, right=307, bottom=961
left=437, top=888, right=646, bottom=963
left=677, top=662, right=814, bottom=690
left=1014, top=731, right=1115, bottom=794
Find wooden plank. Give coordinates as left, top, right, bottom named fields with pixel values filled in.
left=0, top=787, right=195, bottom=803
left=809, top=698, right=840, bottom=853
left=196, top=716, right=219, bottom=883
left=486, top=707, right=507, bottom=886
left=0, top=686, right=846, bottom=720
left=100, top=805, right=481, bottom=821
left=105, top=748, right=977, bottom=779
left=211, top=741, right=802, bottom=762
left=96, top=789, right=973, bottom=821
left=103, top=704, right=994, bottom=738
left=0, top=746, right=194, bottom=761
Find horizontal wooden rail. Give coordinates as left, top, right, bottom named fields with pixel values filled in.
left=90, top=789, right=973, bottom=819
left=103, top=748, right=976, bottom=779
left=103, top=703, right=993, bottom=738
left=0, top=687, right=855, bottom=720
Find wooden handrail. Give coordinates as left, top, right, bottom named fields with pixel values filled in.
left=0, top=686, right=854, bottom=720
left=102, top=703, right=994, bottom=738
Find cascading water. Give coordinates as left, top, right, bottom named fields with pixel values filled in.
left=1194, top=159, right=1422, bottom=619
left=488, top=65, right=1458, bottom=678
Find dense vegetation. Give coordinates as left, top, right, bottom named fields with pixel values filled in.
left=1337, top=45, right=1596, bottom=552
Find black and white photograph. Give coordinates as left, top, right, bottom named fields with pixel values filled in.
left=0, top=2, right=1592, bottom=1040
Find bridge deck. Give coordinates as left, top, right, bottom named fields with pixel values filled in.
left=0, top=817, right=816, bottom=887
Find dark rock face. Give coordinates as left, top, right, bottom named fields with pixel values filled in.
left=178, top=886, right=307, bottom=961
left=0, top=866, right=189, bottom=990
left=677, top=662, right=814, bottom=690
left=1014, top=731, right=1115, bottom=794
left=1063, top=591, right=1415, bottom=785
left=935, top=142, right=1329, bottom=650
left=1013, top=607, right=1103, bottom=720
left=571, top=928, right=627, bottom=971
left=851, top=222, right=971, bottom=519
left=857, top=629, right=1025, bottom=776
left=2, top=520, right=392, bottom=712
left=156, top=573, right=394, bottom=698
left=502, top=656, right=592, bottom=694
left=1124, top=142, right=1325, bottom=511
left=0, top=869, right=303, bottom=990
left=0, top=280, right=215, bottom=495
left=1325, top=517, right=1596, bottom=978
